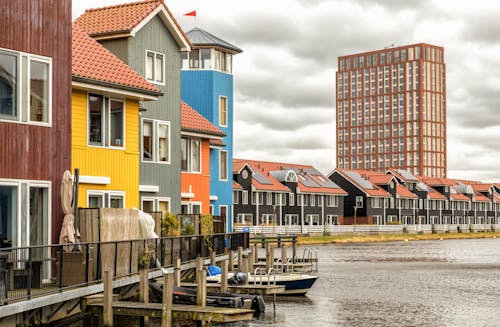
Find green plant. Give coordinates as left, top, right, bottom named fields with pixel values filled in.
left=181, top=223, right=195, bottom=235
left=161, top=212, right=180, bottom=236
left=200, top=214, right=214, bottom=252
left=138, top=251, right=152, bottom=269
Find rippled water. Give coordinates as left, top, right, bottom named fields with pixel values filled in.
left=238, top=238, right=500, bottom=327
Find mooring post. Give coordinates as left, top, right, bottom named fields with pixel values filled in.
left=139, top=269, right=149, bottom=326
left=211, top=251, right=216, bottom=266
left=174, top=258, right=181, bottom=287
left=266, top=243, right=271, bottom=271
left=221, top=259, right=228, bottom=293
left=196, top=257, right=206, bottom=307
left=281, top=245, right=288, bottom=272
left=248, top=248, right=254, bottom=273
left=228, top=250, right=234, bottom=272
left=254, top=243, right=259, bottom=263
left=237, top=247, right=243, bottom=271
left=103, top=270, right=113, bottom=327
left=243, top=257, right=249, bottom=285
left=161, top=273, right=173, bottom=327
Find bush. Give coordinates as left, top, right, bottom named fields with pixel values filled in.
left=162, top=212, right=180, bottom=236
left=181, top=223, right=195, bottom=235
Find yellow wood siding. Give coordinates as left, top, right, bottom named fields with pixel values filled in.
left=71, top=89, right=140, bottom=208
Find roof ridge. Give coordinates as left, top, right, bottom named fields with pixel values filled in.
left=84, top=0, right=160, bottom=13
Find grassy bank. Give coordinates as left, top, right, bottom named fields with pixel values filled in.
left=296, top=231, right=500, bottom=245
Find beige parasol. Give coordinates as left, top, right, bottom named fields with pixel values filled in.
left=59, top=170, right=80, bottom=252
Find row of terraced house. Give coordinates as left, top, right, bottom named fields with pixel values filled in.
left=231, top=159, right=500, bottom=234
left=0, top=0, right=242, bottom=250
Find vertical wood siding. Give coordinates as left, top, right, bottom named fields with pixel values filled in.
left=0, top=0, right=71, bottom=243
left=71, top=89, right=140, bottom=208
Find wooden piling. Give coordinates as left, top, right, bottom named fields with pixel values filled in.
left=248, top=249, right=254, bottom=273
left=174, top=258, right=181, bottom=287
left=103, top=270, right=113, bottom=327
left=228, top=250, right=234, bottom=272
left=221, top=259, right=228, bottom=293
left=237, top=247, right=243, bottom=272
left=265, top=243, right=271, bottom=271
left=196, top=257, right=206, bottom=307
left=253, top=243, right=259, bottom=263
left=139, top=269, right=149, bottom=326
left=281, top=245, right=287, bottom=272
left=161, top=273, right=173, bottom=327
left=211, top=251, right=217, bottom=266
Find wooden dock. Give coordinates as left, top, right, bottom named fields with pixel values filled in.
left=181, top=282, right=286, bottom=295
left=86, top=301, right=254, bottom=323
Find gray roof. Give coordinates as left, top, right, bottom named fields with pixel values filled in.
left=186, top=27, right=243, bottom=54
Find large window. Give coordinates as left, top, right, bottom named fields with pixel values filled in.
left=146, top=50, right=164, bottom=84
left=220, top=150, right=228, bottom=180
left=181, top=137, right=201, bottom=173
left=219, top=96, right=227, bottom=126
left=141, top=197, right=170, bottom=215
left=142, top=119, right=170, bottom=163
left=88, top=95, right=124, bottom=148
left=0, top=48, right=51, bottom=124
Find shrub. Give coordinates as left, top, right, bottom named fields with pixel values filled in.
left=161, top=212, right=180, bottom=236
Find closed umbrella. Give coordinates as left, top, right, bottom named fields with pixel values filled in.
left=59, top=170, right=80, bottom=252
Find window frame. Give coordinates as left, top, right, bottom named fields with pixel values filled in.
left=181, top=137, right=201, bottom=173
left=145, top=50, right=165, bottom=85
left=0, top=48, right=52, bottom=126
left=219, top=150, right=228, bottom=181
left=141, top=118, right=171, bottom=164
left=219, top=96, right=228, bottom=127
left=87, top=94, right=126, bottom=150
left=87, top=190, right=126, bottom=208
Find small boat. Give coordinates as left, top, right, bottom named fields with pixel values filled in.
left=206, top=272, right=318, bottom=296
left=149, top=282, right=266, bottom=313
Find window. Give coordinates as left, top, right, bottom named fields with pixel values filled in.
left=142, top=119, right=170, bottom=163
left=219, top=96, right=227, bottom=126
left=0, top=48, right=51, bottom=125
left=289, top=193, right=295, bottom=206
left=267, top=192, right=272, bottom=205
left=181, top=137, right=201, bottom=172
left=220, top=150, right=228, bottom=180
left=233, top=191, right=239, bottom=204
left=146, top=50, right=164, bottom=84
left=87, top=191, right=125, bottom=208
left=242, top=191, right=248, bottom=205
left=189, top=49, right=200, bottom=68
left=326, top=195, right=338, bottom=207
left=88, top=95, right=125, bottom=148
left=355, top=196, right=363, bottom=208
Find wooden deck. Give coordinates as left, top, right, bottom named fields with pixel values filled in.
left=87, top=301, right=254, bottom=322
left=181, top=282, right=286, bottom=295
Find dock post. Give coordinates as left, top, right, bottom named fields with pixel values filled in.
left=196, top=257, right=206, bottom=307
left=237, top=247, right=243, bottom=272
left=266, top=243, right=272, bottom=271
left=243, top=257, right=249, bottom=285
left=174, top=258, right=181, bottom=287
left=281, top=245, right=288, bottom=272
left=161, top=272, right=173, bottom=327
left=292, top=234, right=297, bottom=263
left=139, top=269, right=149, bottom=326
left=103, top=270, right=113, bottom=327
left=228, top=250, right=234, bottom=272
left=248, top=248, right=254, bottom=273
left=254, top=243, right=259, bottom=263
left=221, top=259, right=228, bottom=293
left=211, top=251, right=216, bottom=266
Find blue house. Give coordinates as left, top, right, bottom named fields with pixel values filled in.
left=181, top=27, right=242, bottom=232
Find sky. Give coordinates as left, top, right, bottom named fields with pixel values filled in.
left=73, top=0, right=500, bottom=182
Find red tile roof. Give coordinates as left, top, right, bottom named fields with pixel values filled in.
left=233, top=181, right=243, bottom=190
left=472, top=192, right=490, bottom=202
left=449, top=191, right=470, bottom=201
left=72, top=24, right=160, bottom=95
left=419, top=177, right=457, bottom=187
left=471, top=183, right=492, bottom=193
left=181, top=101, right=225, bottom=137
left=396, top=184, right=418, bottom=199
left=210, top=139, right=226, bottom=147
left=493, top=193, right=500, bottom=203
left=233, top=159, right=347, bottom=195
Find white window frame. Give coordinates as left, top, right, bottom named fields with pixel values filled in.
left=289, top=193, right=295, bottom=206
left=145, top=50, right=165, bottom=85
left=181, top=137, right=201, bottom=173
left=267, top=192, right=272, bottom=205
left=141, top=119, right=171, bottom=164
left=233, top=190, right=239, bottom=204
left=242, top=191, right=248, bottom=205
left=0, top=48, right=52, bottom=126
left=140, top=196, right=171, bottom=213
left=87, top=190, right=126, bottom=208
left=355, top=196, right=364, bottom=208
left=219, top=150, right=228, bottom=181
left=219, top=96, right=228, bottom=127
left=87, top=94, right=126, bottom=150
left=219, top=205, right=228, bottom=219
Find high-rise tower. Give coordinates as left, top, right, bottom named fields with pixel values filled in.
left=336, top=44, right=446, bottom=177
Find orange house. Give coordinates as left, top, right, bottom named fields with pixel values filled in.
left=180, top=101, right=225, bottom=214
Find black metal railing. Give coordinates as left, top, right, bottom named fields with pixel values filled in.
left=0, top=232, right=248, bottom=305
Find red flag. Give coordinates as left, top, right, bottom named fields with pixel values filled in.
left=184, top=10, right=196, bottom=17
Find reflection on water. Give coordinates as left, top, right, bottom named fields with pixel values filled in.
left=238, top=238, right=500, bottom=327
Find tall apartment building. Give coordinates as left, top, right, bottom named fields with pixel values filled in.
left=336, top=43, right=446, bottom=178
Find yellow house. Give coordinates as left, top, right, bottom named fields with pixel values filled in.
left=71, top=25, right=161, bottom=208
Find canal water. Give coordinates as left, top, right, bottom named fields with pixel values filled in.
left=237, top=238, right=500, bottom=327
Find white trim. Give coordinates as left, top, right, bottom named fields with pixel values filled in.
left=86, top=190, right=126, bottom=208
left=72, top=81, right=158, bottom=101
left=108, top=98, right=126, bottom=150
left=139, top=185, right=160, bottom=193
left=181, top=192, right=195, bottom=199
left=131, top=6, right=191, bottom=51
left=79, top=175, right=111, bottom=185
left=141, top=118, right=171, bottom=165
left=210, top=195, right=218, bottom=201
left=219, top=150, right=228, bottom=181
left=218, top=95, right=228, bottom=127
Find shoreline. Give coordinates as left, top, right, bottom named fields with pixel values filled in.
left=295, top=231, right=500, bottom=245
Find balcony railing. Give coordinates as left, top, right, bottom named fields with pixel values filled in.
left=0, top=232, right=249, bottom=305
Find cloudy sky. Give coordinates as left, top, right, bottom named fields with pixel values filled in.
left=73, top=0, right=500, bottom=182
